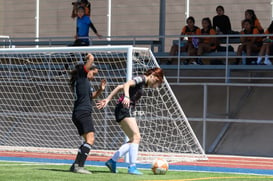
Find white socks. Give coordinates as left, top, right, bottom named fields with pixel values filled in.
left=257, top=55, right=272, bottom=65
left=112, top=143, right=130, bottom=162
left=111, top=143, right=139, bottom=167
left=257, top=56, right=262, bottom=64
left=129, top=143, right=139, bottom=167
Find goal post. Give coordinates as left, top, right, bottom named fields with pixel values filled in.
left=0, top=46, right=207, bottom=163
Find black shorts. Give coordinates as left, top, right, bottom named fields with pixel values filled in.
left=115, top=103, right=134, bottom=122
left=72, top=110, right=95, bottom=136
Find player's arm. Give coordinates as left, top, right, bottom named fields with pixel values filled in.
left=121, top=80, right=135, bottom=108
left=92, top=79, right=106, bottom=99
left=96, top=80, right=135, bottom=109
left=96, top=84, right=123, bottom=109
left=90, top=22, right=102, bottom=39
left=84, top=53, right=94, bottom=71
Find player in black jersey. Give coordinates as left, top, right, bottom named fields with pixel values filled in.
left=97, top=67, right=164, bottom=175
left=69, top=53, right=106, bottom=174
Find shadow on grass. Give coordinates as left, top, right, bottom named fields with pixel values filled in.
left=36, top=168, right=126, bottom=174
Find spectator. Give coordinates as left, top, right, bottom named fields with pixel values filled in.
left=213, top=5, right=232, bottom=35
left=245, top=9, right=264, bottom=33
left=236, top=19, right=263, bottom=65
left=256, top=20, right=273, bottom=65
left=193, top=17, right=217, bottom=65
left=71, top=6, right=102, bottom=46
left=168, top=16, right=201, bottom=64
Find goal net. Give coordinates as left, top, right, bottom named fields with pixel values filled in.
left=0, top=46, right=207, bottom=163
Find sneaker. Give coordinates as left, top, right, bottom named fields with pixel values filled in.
left=70, top=164, right=92, bottom=174
left=256, top=57, right=263, bottom=65
left=264, top=59, right=272, bottom=65
left=183, top=60, right=189, bottom=65
left=128, top=165, right=143, bottom=175
left=105, top=159, right=118, bottom=173
left=196, top=58, right=203, bottom=65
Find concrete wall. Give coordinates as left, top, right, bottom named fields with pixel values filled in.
left=170, top=71, right=273, bottom=157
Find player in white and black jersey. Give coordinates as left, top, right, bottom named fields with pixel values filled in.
left=97, top=67, right=164, bottom=175
left=69, top=53, right=106, bottom=174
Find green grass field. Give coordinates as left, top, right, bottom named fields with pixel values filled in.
left=1, top=161, right=273, bottom=181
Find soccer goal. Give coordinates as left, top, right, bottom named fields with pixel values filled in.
left=0, top=46, right=207, bottom=163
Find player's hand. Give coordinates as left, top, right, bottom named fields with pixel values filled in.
left=96, top=33, right=103, bottom=39
left=122, top=96, right=130, bottom=108
left=86, top=53, right=94, bottom=64
left=96, top=99, right=109, bottom=109
left=100, top=79, right=107, bottom=91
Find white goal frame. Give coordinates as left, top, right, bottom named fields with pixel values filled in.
left=0, top=45, right=207, bottom=163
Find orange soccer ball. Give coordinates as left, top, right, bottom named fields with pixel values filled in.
left=151, top=158, right=169, bottom=175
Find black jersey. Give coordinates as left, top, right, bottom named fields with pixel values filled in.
left=213, top=15, right=232, bottom=34
left=118, top=75, right=146, bottom=107
left=73, top=64, right=93, bottom=112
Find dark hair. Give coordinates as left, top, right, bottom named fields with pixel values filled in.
left=69, top=63, right=98, bottom=89
left=245, top=9, right=257, bottom=22
left=78, top=6, right=85, bottom=11
left=70, top=64, right=82, bottom=90
left=202, top=17, right=212, bottom=29
left=187, top=16, right=195, bottom=24
left=216, top=5, right=224, bottom=12
left=242, top=19, right=254, bottom=33
left=144, top=67, right=164, bottom=84
left=81, top=0, right=89, bottom=4
left=242, top=19, right=253, bottom=26
left=267, top=20, right=273, bottom=33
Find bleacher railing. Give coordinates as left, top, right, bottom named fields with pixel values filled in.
left=1, top=34, right=273, bottom=83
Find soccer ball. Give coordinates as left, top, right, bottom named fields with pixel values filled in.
left=151, top=158, right=169, bottom=175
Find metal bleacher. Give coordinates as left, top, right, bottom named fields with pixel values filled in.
left=1, top=34, right=273, bottom=83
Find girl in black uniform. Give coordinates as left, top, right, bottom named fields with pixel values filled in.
left=70, top=53, right=106, bottom=174
left=97, top=67, right=164, bottom=175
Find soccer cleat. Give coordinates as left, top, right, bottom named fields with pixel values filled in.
left=70, top=164, right=92, bottom=174
left=70, top=163, right=76, bottom=172
left=128, top=165, right=143, bottom=175
left=196, top=58, right=203, bottom=65
left=105, top=159, right=118, bottom=173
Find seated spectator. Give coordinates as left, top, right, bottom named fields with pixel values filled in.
left=245, top=9, right=264, bottom=33
left=71, top=6, right=102, bottom=46
left=213, top=5, right=232, bottom=35
left=236, top=19, right=263, bottom=65
left=193, top=17, right=217, bottom=65
left=168, top=16, right=201, bottom=64
left=256, top=20, right=273, bottom=65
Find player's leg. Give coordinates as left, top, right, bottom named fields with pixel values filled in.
left=70, top=111, right=94, bottom=174
left=257, top=43, right=266, bottom=64
left=105, top=117, right=139, bottom=173
left=119, top=117, right=143, bottom=175
left=71, top=135, right=93, bottom=174
left=264, top=43, right=272, bottom=65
